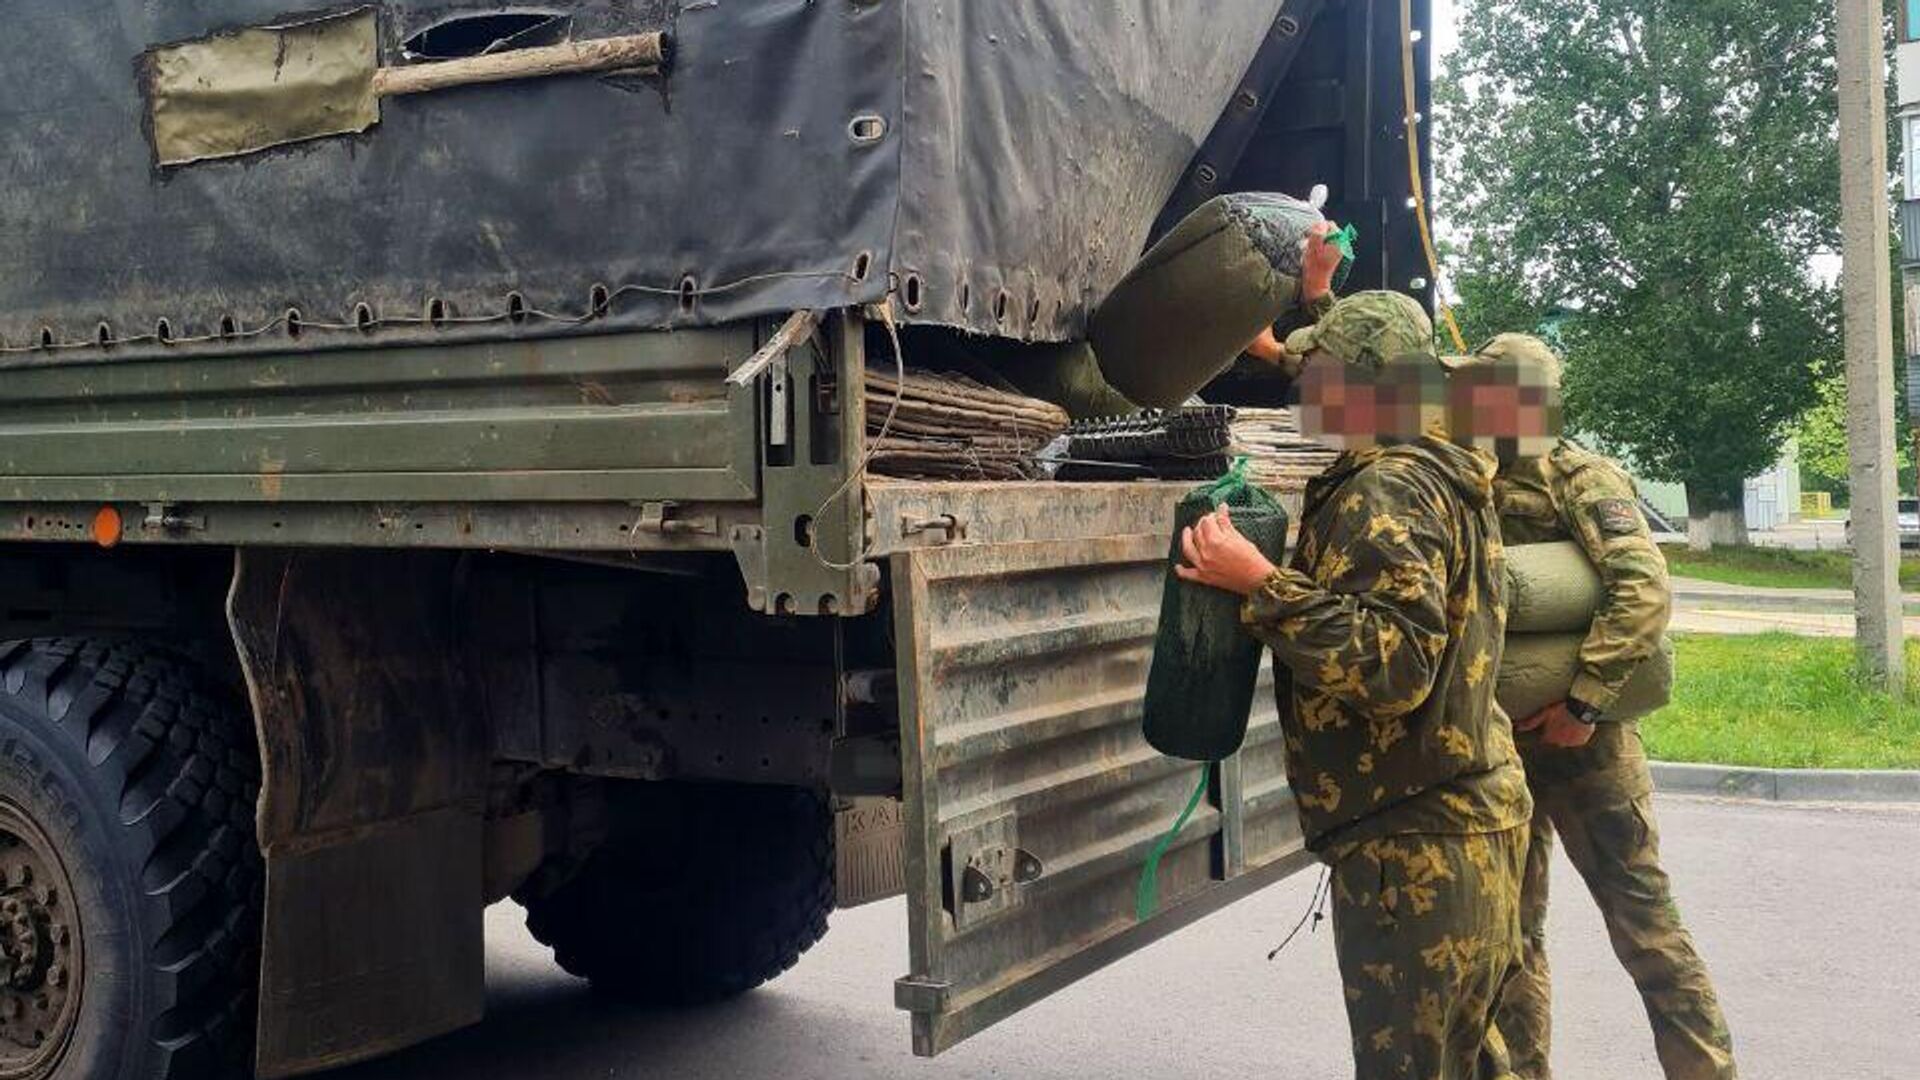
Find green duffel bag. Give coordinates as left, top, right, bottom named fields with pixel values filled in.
left=1090, top=193, right=1325, bottom=408
left=1504, top=541, right=1604, bottom=634
left=1141, top=460, right=1290, bottom=762
left=1496, top=632, right=1675, bottom=723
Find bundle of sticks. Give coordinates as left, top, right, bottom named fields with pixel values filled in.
left=864, top=366, right=1070, bottom=480
left=1229, top=407, right=1340, bottom=490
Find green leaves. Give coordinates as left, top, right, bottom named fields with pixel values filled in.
left=1439, top=0, right=1842, bottom=504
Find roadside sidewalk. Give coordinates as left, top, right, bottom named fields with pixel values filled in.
left=1669, top=575, right=1920, bottom=637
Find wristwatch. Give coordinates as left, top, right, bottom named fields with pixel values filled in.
left=1565, top=696, right=1604, bottom=726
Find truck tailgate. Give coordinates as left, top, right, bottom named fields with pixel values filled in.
left=875, top=481, right=1312, bottom=1056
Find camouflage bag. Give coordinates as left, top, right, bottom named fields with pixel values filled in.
left=1141, top=459, right=1290, bottom=761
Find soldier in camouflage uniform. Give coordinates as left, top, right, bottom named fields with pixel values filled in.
left=1475, top=333, right=1737, bottom=1080
left=1179, top=292, right=1532, bottom=1080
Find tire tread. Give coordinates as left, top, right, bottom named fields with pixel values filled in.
left=0, top=638, right=262, bottom=1079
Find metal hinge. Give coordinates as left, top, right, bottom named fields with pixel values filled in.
left=633, top=501, right=718, bottom=537
left=142, top=502, right=206, bottom=534
left=900, top=513, right=966, bottom=543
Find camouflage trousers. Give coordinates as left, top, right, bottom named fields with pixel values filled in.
left=1494, top=722, right=1736, bottom=1080
left=1328, top=826, right=1528, bottom=1080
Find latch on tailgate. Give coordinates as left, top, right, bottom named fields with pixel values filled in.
left=944, top=815, right=1043, bottom=928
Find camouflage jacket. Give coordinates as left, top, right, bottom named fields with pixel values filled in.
left=1241, top=436, right=1532, bottom=852
left=1495, top=440, right=1672, bottom=713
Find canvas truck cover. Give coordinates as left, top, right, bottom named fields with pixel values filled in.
left=0, top=1, right=1286, bottom=363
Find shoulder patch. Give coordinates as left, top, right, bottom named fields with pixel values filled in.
left=1587, top=498, right=1645, bottom=538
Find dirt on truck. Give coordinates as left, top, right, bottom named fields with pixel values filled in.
left=0, top=2, right=1433, bottom=1076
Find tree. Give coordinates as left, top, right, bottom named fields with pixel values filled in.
left=1797, top=368, right=1915, bottom=502
left=1437, top=0, right=1842, bottom=547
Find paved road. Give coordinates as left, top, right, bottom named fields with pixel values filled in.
left=329, top=797, right=1916, bottom=1080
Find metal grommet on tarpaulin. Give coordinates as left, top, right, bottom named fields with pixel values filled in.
left=847, top=113, right=888, bottom=145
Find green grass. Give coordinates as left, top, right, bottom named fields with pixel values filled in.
left=1643, top=633, right=1920, bottom=769
left=1658, top=544, right=1920, bottom=592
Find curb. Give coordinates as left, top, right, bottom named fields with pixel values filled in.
left=1669, top=588, right=1920, bottom=616
left=1651, top=761, right=1920, bottom=803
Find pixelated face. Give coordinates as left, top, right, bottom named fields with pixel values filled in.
left=1445, top=357, right=1563, bottom=460
left=1295, top=352, right=1447, bottom=450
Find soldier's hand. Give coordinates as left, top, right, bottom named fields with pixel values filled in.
left=1176, top=505, right=1278, bottom=597
left=1526, top=701, right=1598, bottom=748
left=1247, top=327, right=1285, bottom=364
left=1302, top=221, right=1344, bottom=302
left=1245, top=327, right=1307, bottom=378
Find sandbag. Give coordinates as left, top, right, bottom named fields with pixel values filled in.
left=1143, top=462, right=1290, bottom=761
left=900, top=329, right=1140, bottom=421
left=985, top=341, right=1140, bottom=421
left=1504, top=541, right=1605, bottom=634
left=1496, top=633, right=1675, bottom=723
left=1090, top=193, right=1325, bottom=408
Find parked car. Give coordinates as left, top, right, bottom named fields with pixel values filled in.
left=1843, top=498, right=1920, bottom=550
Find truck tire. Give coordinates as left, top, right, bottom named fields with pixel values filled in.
left=0, top=639, right=262, bottom=1080
left=522, top=783, right=834, bottom=1007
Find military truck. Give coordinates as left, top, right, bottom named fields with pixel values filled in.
left=0, top=2, right=1432, bottom=1076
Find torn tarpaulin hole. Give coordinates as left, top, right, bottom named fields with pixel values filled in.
left=401, top=12, right=571, bottom=61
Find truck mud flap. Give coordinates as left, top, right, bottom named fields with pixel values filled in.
left=889, top=531, right=1312, bottom=1056
left=229, top=550, right=489, bottom=1078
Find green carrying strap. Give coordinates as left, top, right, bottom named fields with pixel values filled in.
left=1135, top=764, right=1212, bottom=921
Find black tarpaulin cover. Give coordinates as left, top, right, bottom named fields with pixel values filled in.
left=0, top=0, right=1284, bottom=361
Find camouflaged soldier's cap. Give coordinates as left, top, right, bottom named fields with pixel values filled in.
left=1283, top=290, right=1436, bottom=370
left=1478, top=332, right=1562, bottom=388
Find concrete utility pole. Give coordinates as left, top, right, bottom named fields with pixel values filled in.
left=1837, top=0, right=1905, bottom=689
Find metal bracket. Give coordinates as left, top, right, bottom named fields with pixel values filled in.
left=633, top=501, right=718, bottom=537
left=893, top=975, right=952, bottom=1014
left=900, top=513, right=967, bottom=544
left=141, top=501, right=206, bottom=534
left=741, top=309, right=881, bottom=617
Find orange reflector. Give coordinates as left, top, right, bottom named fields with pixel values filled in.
left=91, top=506, right=123, bottom=549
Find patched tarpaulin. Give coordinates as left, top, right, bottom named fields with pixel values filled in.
left=0, top=0, right=1283, bottom=362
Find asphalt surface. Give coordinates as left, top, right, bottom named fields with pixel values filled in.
left=329, top=797, right=1917, bottom=1080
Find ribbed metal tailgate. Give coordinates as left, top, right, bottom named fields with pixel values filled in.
left=886, top=484, right=1313, bottom=1056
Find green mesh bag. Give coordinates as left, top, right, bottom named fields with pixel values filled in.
left=1142, top=459, right=1290, bottom=762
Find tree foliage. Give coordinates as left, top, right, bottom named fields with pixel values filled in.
left=1797, top=369, right=1915, bottom=502
left=1437, top=0, right=1842, bottom=537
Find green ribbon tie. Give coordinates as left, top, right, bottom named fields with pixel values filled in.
left=1135, top=764, right=1213, bottom=921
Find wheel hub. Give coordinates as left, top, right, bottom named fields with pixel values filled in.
left=0, top=805, right=81, bottom=1079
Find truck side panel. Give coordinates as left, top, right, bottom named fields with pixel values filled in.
left=0, top=327, right=758, bottom=506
